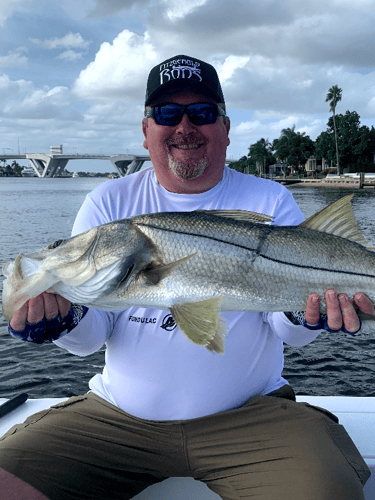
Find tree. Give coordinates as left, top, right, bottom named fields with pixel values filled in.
left=272, top=126, right=314, bottom=173
left=248, top=138, right=275, bottom=176
left=11, top=160, right=23, bottom=176
left=326, top=85, right=342, bottom=175
left=228, top=156, right=257, bottom=174
left=315, top=110, right=375, bottom=172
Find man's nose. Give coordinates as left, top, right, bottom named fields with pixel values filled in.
left=175, top=112, right=196, bottom=133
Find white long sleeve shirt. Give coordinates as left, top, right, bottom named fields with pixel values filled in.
left=55, top=166, right=321, bottom=420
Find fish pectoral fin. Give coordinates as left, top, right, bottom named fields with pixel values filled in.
left=145, top=253, right=197, bottom=285
left=170, top=296, right=228, bottom=354
left=301, top=194, right=373, bottom=249
left=196, top=209, right=273, bottom=224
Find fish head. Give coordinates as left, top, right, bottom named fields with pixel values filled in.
left=1, top=219, right=156, bottom=318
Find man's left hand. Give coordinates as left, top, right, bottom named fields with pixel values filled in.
left=305, top=288, right=374, bottom=334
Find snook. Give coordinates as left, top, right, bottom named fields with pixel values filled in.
left=2, top=195, right=375, bottom=353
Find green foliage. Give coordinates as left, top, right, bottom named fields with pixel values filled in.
left=228, top=156, right=257, bottom=174
left=272, top=126, right=314, bottom=172
left=248, top=138, right=276, bottom=175
left=315, top=111, right=375, bottom=172
left=326, top=85, right=342, bottom=113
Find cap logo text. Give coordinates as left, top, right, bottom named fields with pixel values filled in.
left=160, top=59, right=202, bottom=84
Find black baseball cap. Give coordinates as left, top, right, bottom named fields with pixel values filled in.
left=145, top=55, right=225, bottom=107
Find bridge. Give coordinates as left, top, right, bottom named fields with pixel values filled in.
left=0, top=153, right=151, bottom=177
left=0, top=153, right=238, bottom=177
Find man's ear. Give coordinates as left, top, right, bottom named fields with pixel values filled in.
left=224, top=116, right=230, bottom=145
left=142, top=119, right=149, bottom=150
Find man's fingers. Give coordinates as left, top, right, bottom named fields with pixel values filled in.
left=25, top=295, right=45, bottom=324
left=9, top=302, right=29, bottom=331
left=304, top=293, right=321, bottom=325
left=338, top=293, right=360, bottom=333
left=324, top=288, right=343, bottom=331
left=353, top=292, right=374, bottom=315
left=56, top=295, right=71, bottom=318
left=42, top=292, right=60, bottom=320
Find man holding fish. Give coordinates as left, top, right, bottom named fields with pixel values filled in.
left=1, top=55, right=373, bottom=499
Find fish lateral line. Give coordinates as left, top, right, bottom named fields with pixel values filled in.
left=257, top=252, right=374, bottom=279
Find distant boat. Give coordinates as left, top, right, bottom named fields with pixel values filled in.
left=72, top=172, right=79, bottom=178
left=21, top=166, right=38, bottom=177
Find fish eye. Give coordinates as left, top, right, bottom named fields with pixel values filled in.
left=48, top=239, right=64, bottom=250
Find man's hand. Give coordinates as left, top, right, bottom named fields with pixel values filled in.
left=305, top=288, right=374, bottom=333
left=10, top=292, right=71, bottom=332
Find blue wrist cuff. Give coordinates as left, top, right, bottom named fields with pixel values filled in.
left=301, top=317, right=325, bottom=331
left=287, top=312, right=361, bottom=335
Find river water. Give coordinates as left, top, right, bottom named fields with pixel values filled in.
left=1, top=177, right=375, bottom=399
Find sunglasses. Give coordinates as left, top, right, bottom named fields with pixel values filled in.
left=144, top=102, right=226, bottom=126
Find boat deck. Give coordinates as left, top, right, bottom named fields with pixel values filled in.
left=0, top=396, right=374, bottom=499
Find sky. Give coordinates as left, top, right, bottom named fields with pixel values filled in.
left=1, top=0, right=375, bottom=172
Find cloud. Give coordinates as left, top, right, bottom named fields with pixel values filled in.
left=0, top=0, right=33, bottom=26
left=86, top=0, right=154, bottom=17
left=215, top=56, right=250, bottom=84
left=163, top=0, right=208, bottom=22
left=57, top=50, right=86, bottom=61
left=0, top=48, right=28, bottom=68
left=73, top=29, right=159, bottom=100
left=0, top=77, right=82, bottom=121
left=30, top=32, right=90, bottom=50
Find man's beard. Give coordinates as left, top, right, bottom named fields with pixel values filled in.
left=168, top=156, right=208, bottom=181
left=166, top=136, right=208, bottom=181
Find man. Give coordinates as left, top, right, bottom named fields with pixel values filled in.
left=0, top=55, right=372, bottom=499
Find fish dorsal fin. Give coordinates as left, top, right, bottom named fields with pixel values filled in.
left=301, top=195, right=373, bottom=249
left=170, top=296, right=228, bottom=354
left=196, top=210, right=273, bottom=224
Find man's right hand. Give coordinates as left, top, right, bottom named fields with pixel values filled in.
left=10, top=292, right=71, bottom=331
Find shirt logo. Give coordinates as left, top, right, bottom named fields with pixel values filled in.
left=160, top=314, right=177, bottom=331
left=160, top=58, right=202, bottom=84
left=128, top=315, right=157, bottom=324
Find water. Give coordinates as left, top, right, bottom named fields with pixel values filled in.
left=1, top=178, right=375, bottom=399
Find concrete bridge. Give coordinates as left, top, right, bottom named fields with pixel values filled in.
left=0, top=153, right=238, bottom=177
left=0, top=153, right=151, bottom=177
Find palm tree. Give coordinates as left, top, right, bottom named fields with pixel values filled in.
left=326, top=85, right=342, bottom=175
left=249, top=138, right=271, bottom=177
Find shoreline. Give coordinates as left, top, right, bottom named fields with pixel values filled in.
left=284, top=178, right=375, bottom=189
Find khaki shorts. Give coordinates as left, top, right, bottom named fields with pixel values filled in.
left=0, top=387, right=370, bottom=500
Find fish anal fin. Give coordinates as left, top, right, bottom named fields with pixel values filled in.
left=145, top=253, right=197, bottom=285
left=301, top=194, right=373, bottom=249
left=170, top=296, right=228, bottom=354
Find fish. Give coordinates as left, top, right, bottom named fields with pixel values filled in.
left=2, top=194, right=375, bottom=354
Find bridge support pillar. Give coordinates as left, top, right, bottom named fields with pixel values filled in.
left=110, top=158, right=147, bottom=177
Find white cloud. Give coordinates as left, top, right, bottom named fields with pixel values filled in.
left=163, top=0, right=208, bottom=22
left=234, top=120, right=262, bottom=136
left=57, top=50, right=85, bottom=61
left=216, top=55, right=250, bottom=84
left=73, top=29, right=159, bottom=100
left=30, top=32, right=90, bottom=50
left=0, top=48, right=28, bottom=68
left=0, top=0, right=33, bottom=27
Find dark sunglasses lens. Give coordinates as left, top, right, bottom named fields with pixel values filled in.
left=188, top=104, right=218, bottom=125
left=153, top=103, right=219, bottom=126
left=154, top=104, right=183, bottom=126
